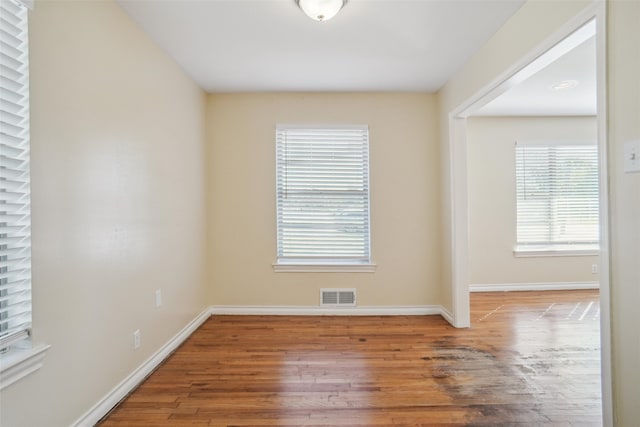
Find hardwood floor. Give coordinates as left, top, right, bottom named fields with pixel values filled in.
left=99, top=290, right=601, bottom=426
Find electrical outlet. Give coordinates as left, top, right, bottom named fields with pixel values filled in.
left=155, top=289, right=162, bottom=308
left=591, top=263, right=598, bottom=274
left=133, top=329, right=141, bottom=350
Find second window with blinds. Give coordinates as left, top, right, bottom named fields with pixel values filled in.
left=274, top=125, right=374, bottom=272
left=515, top=140, right=599, bottom=256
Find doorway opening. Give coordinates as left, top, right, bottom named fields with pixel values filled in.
left=447, top=4, right=611, bottom=426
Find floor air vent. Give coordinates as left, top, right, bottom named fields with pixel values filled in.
left=320, top=289, right=356, bottom=307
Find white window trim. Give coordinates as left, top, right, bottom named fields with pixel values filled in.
left=513, top=245, right=599, bottom=257
left=273, top=261, right=377, bottom=273
left=0, top=343, right=51, bottom=391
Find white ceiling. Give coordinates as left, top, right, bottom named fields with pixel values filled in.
left=116, top=0, right=526, bottom=93
left=116, top=0, right=596, bottom=116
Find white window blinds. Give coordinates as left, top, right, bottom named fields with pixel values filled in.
left=0, top=0, right=32, bottom=350
left=515, top=141, right=599, bottom=250
left=276, top=125, right=371, bottom=264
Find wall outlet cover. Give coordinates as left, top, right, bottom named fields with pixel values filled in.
left=133, top=329, right=141, bottom=350
left=623, top=140, right=640, bottom=173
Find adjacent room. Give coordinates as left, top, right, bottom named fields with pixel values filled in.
left=1, top=0, right=638, bottom=426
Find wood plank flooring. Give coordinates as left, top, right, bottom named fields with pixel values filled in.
left=99, top=290, right=602, bottom=426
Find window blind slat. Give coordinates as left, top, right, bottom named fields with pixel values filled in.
left=1, top=0, right=31, bottom=350
left=276, top=125, right=371, bottom=262
left=1, top=1, right=25, bottom=24
left=0, top=79, right=26, bottom=102
left=0, top=278, right=30, bottom=294
left=0, top=288, right=29, bottom=306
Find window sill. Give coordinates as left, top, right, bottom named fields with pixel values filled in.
left=273, top=262, right=377, bottom=273
left=514, top=245, right=599, bottom=257
left=0, top=341, right=51, bottom=391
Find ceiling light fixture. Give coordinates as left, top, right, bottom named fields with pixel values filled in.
left=551, top=80, right=579, bottom=91
left=296, top=0, right=347, bottom=22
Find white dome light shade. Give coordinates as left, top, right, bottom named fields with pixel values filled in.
left=297, top=0, right=347, bottom=22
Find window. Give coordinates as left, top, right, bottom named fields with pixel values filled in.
left=0, top=0, right=47, bottom=391
left=1, top=0, right=32, bottom=352
left=515, top=140, right=599, bottom=255
left=275, top=125, right=373, bottom=270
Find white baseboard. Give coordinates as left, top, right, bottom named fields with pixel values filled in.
left=72, top=307, right=211, bottom=427
left=209, top=305, right=447, bottom=317
left=469, top=281, right=600, bottom=292
left=438, top=306, right=455, bottom=326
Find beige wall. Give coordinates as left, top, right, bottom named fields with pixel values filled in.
left=467, top=116, right=599, bottom=286
left=0, top=2, right=208, bottom=426
left=206, top=93, right=443, bottom=307
left=608, top=1, right=640, bottom=424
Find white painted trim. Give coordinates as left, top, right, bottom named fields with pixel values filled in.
left=0, top=344, right=50, bottom=391
left=273, top=263, right=376, bottom=273
left=438, top=306, right=455, bottom=326
left=210, top=305, right=448, bottom=317
left=469, top=282, right=600, bottom=293
left=72, top=308, right=211, bottom=427
left=594, top=2, right=612, bottom=425
left=513, top=247, right=600, bottom=257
